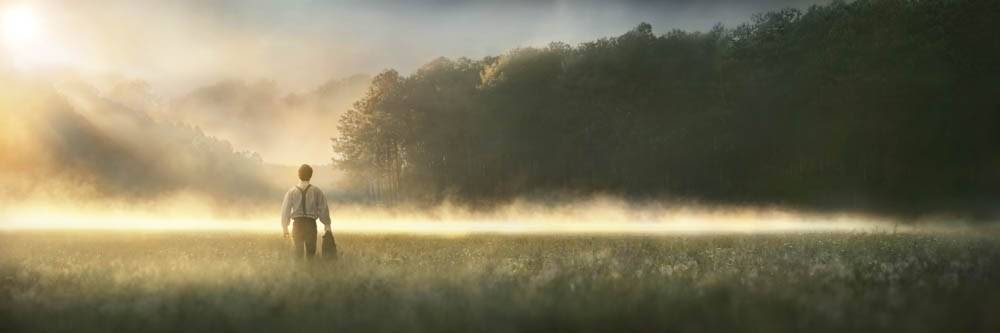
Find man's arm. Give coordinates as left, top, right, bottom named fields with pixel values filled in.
left=317, top=189, right=332, bottom=232
left=280, top=190, right=292, bottom=236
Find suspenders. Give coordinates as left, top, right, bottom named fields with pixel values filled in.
left=297, top=184, right=312, bottom=217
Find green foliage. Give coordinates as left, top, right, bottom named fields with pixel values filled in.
left=333, top=0, right=1000, bottom=217
left=2, top=231, right=1000, bottom=331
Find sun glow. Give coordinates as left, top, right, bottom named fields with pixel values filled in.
left=2, top=5, right=38, bottom=45
left=2, top=4, right=66, bottom=68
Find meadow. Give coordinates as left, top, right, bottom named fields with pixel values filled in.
left=1, top=230, right=999, bottom=332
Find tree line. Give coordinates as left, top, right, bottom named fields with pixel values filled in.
left=334, top=0, right=1000, bottom=217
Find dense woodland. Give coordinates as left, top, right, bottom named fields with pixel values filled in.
left=333, top=0, right=1000, bottom=217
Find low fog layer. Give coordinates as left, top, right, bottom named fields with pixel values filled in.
left=1, top=195, right=907, bottom=234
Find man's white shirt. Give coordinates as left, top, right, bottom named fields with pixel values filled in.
left=280, top=181, right=332, bottom=228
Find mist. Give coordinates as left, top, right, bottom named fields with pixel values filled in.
left=4, top=2, right=1000, bottom=332
left=2, top=0, right=830, bottom=164
left=0, top=70, right=275, bottom=204
left=164, top=75, right=370, bottom=165
left=1, top=0, right=997, bottom=230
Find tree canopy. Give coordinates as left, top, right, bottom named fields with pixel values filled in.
left=334, top=0, right=1000, bottom=218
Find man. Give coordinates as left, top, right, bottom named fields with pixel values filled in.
left=280, top=164, right=332, bottom=259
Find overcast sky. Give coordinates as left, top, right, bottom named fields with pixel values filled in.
left=2, top=0, right=828, bottom=95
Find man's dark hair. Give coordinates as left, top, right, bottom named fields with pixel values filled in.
left=298, top=164, right=313, bottom=181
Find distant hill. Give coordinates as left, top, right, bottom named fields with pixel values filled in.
left=0, top=72, right=276, bottom=203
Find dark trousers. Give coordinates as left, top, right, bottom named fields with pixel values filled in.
left=292, top=218, right=318, bottom=260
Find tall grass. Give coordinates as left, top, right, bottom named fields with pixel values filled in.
left=1, top=231, right=999, bottom=332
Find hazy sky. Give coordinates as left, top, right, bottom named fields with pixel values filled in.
left=2, top=0, right=828, bottom=95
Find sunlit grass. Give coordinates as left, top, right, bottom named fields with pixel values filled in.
left=1, top=231, right=999, bottom=332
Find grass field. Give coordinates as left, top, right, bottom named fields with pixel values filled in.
left=2, top=230, right=999, bottom=332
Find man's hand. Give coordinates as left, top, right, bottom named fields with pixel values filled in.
left=282, top=227, right=290, bottom=238
left=324, top=224, right=332, bottom=233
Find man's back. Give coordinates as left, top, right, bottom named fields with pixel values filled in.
left=280, top=164, right=332, bottom=260
left=281, top=183, right=331, bottom=224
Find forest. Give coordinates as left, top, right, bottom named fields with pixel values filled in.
left=334, top=0, right=1000, bottom=217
